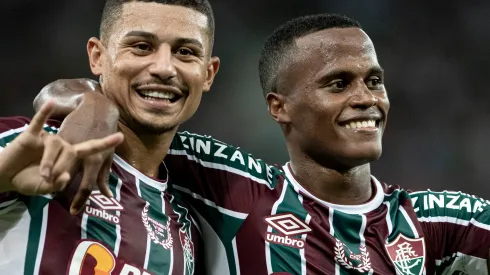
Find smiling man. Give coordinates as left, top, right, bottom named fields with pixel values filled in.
left=35, top=13, right=490, bottom=275
left=1, top=0, right=220, bottom=274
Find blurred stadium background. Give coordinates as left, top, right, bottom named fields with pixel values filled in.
left=2, top=0, right=490, bottom=195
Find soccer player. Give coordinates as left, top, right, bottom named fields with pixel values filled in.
left=36, top=14, right=490, bottom=275
left=1, top=0, right=219, bottom=274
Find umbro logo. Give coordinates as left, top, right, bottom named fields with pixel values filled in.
left=84, top=191, right=123, bottom=224
left=264, top=213, right=311, bottom=249
left=88, top=191, right=124, bottom=210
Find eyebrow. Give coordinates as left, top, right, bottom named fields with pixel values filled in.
left=317, top=65, right=385, bottom=83
left=123, top=31, right=204, bottom=49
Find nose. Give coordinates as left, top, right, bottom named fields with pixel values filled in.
left=349, top=82, right=378, bottom=109
left=147, top=45, right=177, bottom=80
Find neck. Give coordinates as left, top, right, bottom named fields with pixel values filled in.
left=115, top=122, right=177, bottom=178
left=289, top=153, right=373, bottom=205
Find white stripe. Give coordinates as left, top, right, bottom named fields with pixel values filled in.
left=328, top=208, right=340, bottom=275
left=137, top=178, right=151, bottom=269
left=266, top=180, right=289, bottom=274
left=0, top=203, right=17, bottom=215
left=301, top=214, right=311, bottom=275
left=399, top=206, right=419, bottom=238
left=418, top=216, right=490, bottom=231
left=232, top=237, right=240, bottom=275
left=383, top=202, right=393, bottom=240
left=173, top=185, right=248, bottom=219
left=0, top=199, right=18, bottom=209
left=168, top=149, right=272, bottom=189
left=359, top=215, right=373, bottom=275
left=162, top=193, right=173, bottom=275
left=113, top=178, right=123, bottom=256
left=0, top=124, right=28, bottom=139
left=297, top=192, right=309, bottom=275
left=81, top=211, right=88, bottom=239
left=33, top=204, right=49, bottom=274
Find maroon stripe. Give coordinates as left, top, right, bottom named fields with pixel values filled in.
left=112, top=164, right=149, bottom=266
left=164, top=195, right=184, bottom=274
left=234, top=180, right=285, bottom=274
left=38, top=195, right=83, bottom=274
left=165, top=154, right=270, bottom=213
left=301, top=195, right=337, bottom=274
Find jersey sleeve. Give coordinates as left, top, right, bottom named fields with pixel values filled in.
left=409, top=190, right=490, bottom=274
left=0, top=116, right=60, bottom=215
left=165, top=131, right=278, bottom=216
left=0, top=116, right=32, bottom=214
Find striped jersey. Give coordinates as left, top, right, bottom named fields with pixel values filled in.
left=165, top=131, right=490, bottom=275
left=0, top=117, right=202, bottom=275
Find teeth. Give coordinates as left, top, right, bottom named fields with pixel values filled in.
left=139, top=90, right=176, bottom=100
left=344, top=120, right=376, bottom=129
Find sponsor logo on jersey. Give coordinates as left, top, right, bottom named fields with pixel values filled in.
left=334, top=239, right=372, bottom=273
left=85, top=191, right=123, bottom=224
left=385, top=234, right=425, bottom=275
left=68, top=240, right=153, bottom=275
left=142, top=202, right=173, bottom=249
left=264, top=212, right=311, bottom=249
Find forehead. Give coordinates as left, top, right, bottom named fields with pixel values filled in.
left=292, top=28, right=379, bottom=73
left=112, top=2, right=209, bottom=44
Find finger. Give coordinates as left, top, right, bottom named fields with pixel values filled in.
left=27, top=100, right=55, bottom=134
left=74, top=132, right=124, bottom=157
left=96, top=156, right=114, bottom=198
left=39, top=135, right=64, bottom=180
left=53, top=172, right=71, bottom=192
left=50, top=147, right=78, bottom=190
left=70, top=160, right=103, bottom=215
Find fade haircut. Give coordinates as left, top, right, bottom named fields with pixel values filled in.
left=100, top=0, right=215, bottom=46
left=259, top=14, right=361, bottom=97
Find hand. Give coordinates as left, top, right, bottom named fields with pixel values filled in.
left=56, top=91, right=120, bottom=214
left=0, top=101, right=124, bottom=198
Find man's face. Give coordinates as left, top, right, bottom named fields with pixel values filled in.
left=273, top=28, right=390, bottom=169
left=89, top=2, right=219, bottom=134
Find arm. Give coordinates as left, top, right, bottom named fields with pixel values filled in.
left=410, top=190, right=490, bottom=274
left=33, top=78, right=120, bottom=213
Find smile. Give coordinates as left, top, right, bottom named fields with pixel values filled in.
left=137, top=90, right=180, bottom=103
left=339, top=119, right=381, bottom=131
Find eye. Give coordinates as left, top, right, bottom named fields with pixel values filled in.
left=177, top=48, right=194, bottom=56
left=325, top=80, right=347, bottom=92
left=133, top=43, right=153, bottom=52
left=366, top=77, right=383, bottom=88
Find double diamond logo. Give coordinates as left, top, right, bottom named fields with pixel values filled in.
left=264, top=213, right=311, bottom=249
left=88, top=191, right=124, bottom=211
left=264, top=213, right=311, bottom=236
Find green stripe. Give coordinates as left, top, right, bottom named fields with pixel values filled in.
left=410, top=190, right=490, bottom=224
left=388, top=192, right=417, bottom=241
left=270, top=184, right=308, bottom=274
left=169, top=195, right=195, bottom=275
left=139, top=180, right=171, bottom=275
left=332, top=210, right=365, bottom=275
left=176, top=191, right=243, bottom=275
left=170, top=132, right=274, bottom=187
left=24, top=196, right=50, bottom=275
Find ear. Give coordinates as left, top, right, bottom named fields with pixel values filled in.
left=87, top=37, right=105, bottom=76
left=202, top=56, right=220, bottom=92
left=266, top=92, right=291, bottom=124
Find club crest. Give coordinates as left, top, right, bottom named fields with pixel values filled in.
left=385, top=234, right=425, bottom=275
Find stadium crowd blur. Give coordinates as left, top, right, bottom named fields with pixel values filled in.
left=2, top=0, right=490, bottom=195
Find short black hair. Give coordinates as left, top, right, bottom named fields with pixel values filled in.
left=100, top=0, right=215, bottom=46
left=258, top=14, right=361, bottom=97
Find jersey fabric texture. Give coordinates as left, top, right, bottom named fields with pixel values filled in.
left=165, top=131, right=490, bottom=275
left=0, top=117, right=202, bottom=275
